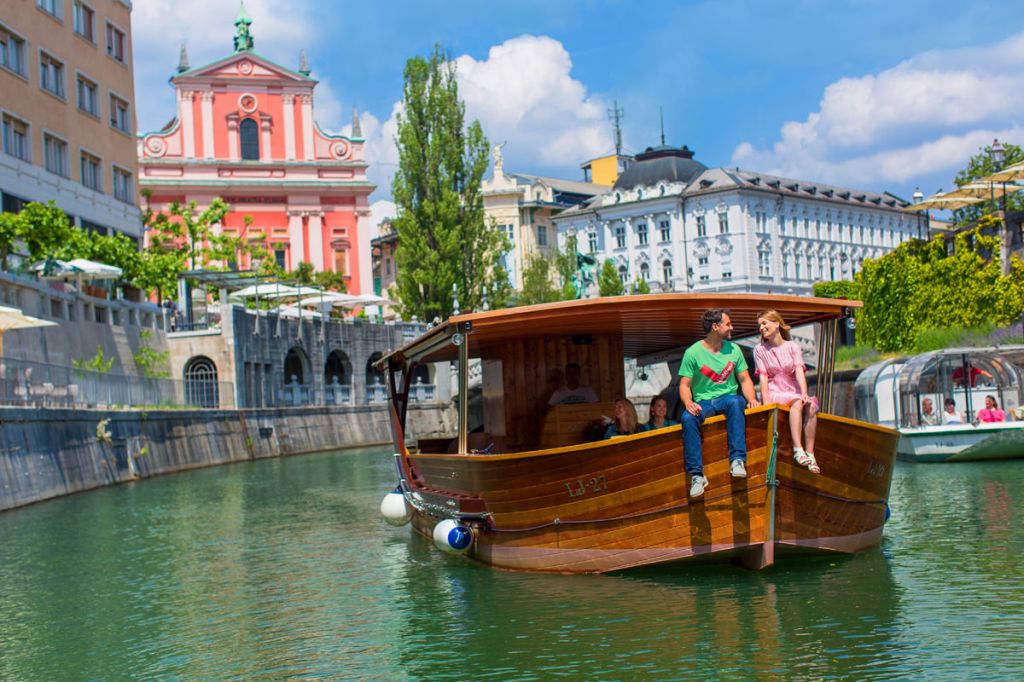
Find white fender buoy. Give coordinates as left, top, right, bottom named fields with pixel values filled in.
left=432, top=518, right=474, bottom=554
left=380, top=490, right=412, bottom=526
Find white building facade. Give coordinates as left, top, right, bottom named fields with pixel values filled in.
left=553, top=145, right=919, bottom=296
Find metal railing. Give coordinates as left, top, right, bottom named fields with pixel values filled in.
left=0, top=358, right=235, bottom=409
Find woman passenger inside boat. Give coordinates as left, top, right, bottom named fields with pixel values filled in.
left=603, top=398, right=640, bottom=439
left=977, top=395, right=1006, bottom=423
left=754, top=310, right=820, bottom=474
left=942, top=398, right=964, bottom=424
left=642, top=395, right=679, bottom=432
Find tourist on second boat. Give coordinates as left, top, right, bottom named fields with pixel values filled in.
left=754, top=310, right=821, bottom=474
left=943, top=398, right=964, bottom=424
left=642, top=395, right=679, bottom=432
left=679, top=308, right=759, bottom=498
left=919, top=398, right=942, bottom=426
left=977, top=395, right=1006, bottom=423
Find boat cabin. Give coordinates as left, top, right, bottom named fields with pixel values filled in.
left=379, top=294, right=858, bottom=455
left=856, top=348, right=1024, bottom=428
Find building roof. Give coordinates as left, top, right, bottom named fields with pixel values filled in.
left=510, top=173, right=607, bottom=197
left=613, top=145, right=707, bottom=190
left=685, top=168, right=910, bottom=208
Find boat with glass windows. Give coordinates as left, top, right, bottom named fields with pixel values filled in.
left=377, top=294, right=899, bottom=574
left=856, top=347, right=1024, bottom=462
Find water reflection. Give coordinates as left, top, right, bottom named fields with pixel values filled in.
left=394, top=548, right=904, bottom=680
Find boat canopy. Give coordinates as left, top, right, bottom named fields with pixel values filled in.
left=379, top=293, right=859, bottom=367
left=894, top=348, right=1023, bottom=427
left=855, top=357, right=906, bottom=426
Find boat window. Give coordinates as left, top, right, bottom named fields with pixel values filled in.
left=896, top=350, right=1023, bottom=428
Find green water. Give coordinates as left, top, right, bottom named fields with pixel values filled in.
left=1, top=449, right=1022, bottom=680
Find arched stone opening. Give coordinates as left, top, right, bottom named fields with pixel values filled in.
left=184, top=355, right=219, bottom=408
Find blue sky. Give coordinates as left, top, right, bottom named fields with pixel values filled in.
left=133, top=1, right=1024, bottom=211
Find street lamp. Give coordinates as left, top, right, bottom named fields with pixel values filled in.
left=987, top=138, right=1011, bottom=276
left=912, top=186, right=925, bottom=240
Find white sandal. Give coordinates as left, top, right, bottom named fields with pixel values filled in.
left=794, top=448, right=821, bottom=474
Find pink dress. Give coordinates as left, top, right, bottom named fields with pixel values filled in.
left=753, top=340, right=818, bottom=408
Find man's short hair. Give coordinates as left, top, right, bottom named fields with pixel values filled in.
left=944, top=398, right=956, bottom=407
left=702, top=308, right=730, bottom=334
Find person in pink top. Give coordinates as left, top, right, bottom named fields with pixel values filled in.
left=977, top=395, right=1006, bottom=423
left=754, top=310, right=820, bottom=474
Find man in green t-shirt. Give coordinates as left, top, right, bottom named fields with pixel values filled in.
left=678, top=308, right=759, bottom=497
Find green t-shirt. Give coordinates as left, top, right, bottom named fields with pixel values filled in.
left=678, top=340, right=748, bottom=402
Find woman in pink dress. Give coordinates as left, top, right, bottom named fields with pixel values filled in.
left=977, top=395, right=1006, bottom=423
left=754, top=310, right=820, bottom=473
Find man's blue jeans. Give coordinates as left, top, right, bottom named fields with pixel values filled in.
left=680, top=394, right=748, bottom=475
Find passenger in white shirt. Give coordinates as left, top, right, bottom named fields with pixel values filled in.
left=942, top=398, right=964, bottom=424
left=548, top=362, right=598, bottom=405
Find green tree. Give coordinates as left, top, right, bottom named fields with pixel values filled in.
left=16, top=201, right=85, bottom=263
left=391, top=45, right=507, bottom=320
left=631, top=277, right=651, bottom=295
left=0, top=211, right=21, bottom=271
left=855, top=221, right=1024, bottom=352
left=133, top=329, right=170, bottom=378
left=598, top=258, right=624, bottom=296
left=518, top=252, right=560, bottom=305
left=952, top=141, right=1024, bottom=225
left=142, top=192, right=231, bottom=271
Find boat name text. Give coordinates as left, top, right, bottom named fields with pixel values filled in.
left=565, top=476, right=608, bottom=498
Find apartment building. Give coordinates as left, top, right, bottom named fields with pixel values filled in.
left=0, top=0, right=142, bottom=244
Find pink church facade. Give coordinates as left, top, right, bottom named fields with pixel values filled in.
left=137, top=12, right=373, bottom=293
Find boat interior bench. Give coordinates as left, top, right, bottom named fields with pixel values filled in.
left=538, top=401, right=617, bottom=448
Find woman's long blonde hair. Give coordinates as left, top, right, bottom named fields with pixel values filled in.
left=615, top=397, right=639, bottom=433
left=757, top=309, right=792, bottom=341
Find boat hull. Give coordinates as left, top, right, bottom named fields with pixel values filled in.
left=897, top=422, right=1024, bottom=462
left=399, top=405, right=898, bottom=574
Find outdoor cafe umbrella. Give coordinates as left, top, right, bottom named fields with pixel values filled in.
left=297, top=291, right=362, bottom=308
left=228, top=283, right=301, bottom=300
left=942, top=182, right=1022, bottom=201
left=904, top=191, right=982, bottom=212
left=981, top=160, right=1024, bottom=184
left=0, top=305, right=57, bottom=357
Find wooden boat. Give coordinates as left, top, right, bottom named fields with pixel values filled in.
left=856, top=348, right=1024, bottom=462
left=377, top=294, right=899, bottom=573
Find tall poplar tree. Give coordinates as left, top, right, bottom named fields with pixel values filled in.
left=392, top=46, right=507, bottom=321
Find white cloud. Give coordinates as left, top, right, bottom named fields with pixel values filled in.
left=132, top=0, right=343, bottom=134
left=358, top=35, right=612, bottom=202
left=455, top=36, right=611, bottom=167
left=733, top=32, right=1024, bottom=191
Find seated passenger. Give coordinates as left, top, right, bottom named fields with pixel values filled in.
left=920, top=397, right=941, bottom=426
left=603, top=398, right=640, bottom=439
left=942, top=398, right=964, bottom=424
left=977, top=395, right=1006, bottom=423
left=642, top=395, right=679, bottom=431
left=548, top=362, right=598, bottom=405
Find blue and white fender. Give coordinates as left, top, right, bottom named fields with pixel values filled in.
left=432, top=518, right=474, bottom=554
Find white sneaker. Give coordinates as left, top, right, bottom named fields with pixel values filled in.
left=689, top=474, right=708, bottom=497
left=730, top=459, right=747, bottom=478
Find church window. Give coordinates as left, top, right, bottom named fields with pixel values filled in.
left=240, top=118, right=260, bottom=160
left=274, top=248, right=286, bottom=269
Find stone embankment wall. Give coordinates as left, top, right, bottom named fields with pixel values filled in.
left=0, top=403, right=456, bottom=512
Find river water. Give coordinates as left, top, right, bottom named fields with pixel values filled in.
left=1, top=447, right=1022, bottom=680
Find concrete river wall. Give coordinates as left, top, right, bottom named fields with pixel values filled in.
left=0, top=404, right=455, bottom=512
